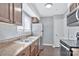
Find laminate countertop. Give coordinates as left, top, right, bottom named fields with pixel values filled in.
left=0, top=33, right=41, bottom=56
left=0, top=42, right=26, bottom=56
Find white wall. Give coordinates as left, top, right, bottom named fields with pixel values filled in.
left=53, top=15, right=65, bottom=47
left=22, top=3, right=36, bottom=17
left=27, top=3, right=40, bottom=19
left=40, top=17, right=53, bottom=46
left=23, top=3, right=40, bottom=19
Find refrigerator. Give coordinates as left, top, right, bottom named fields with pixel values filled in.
left=32, top=23, right=43, bottom=35
left=32, top=23, right=43, bottom=50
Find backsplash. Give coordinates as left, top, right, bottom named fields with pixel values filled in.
left=0, top=22, right=17, bottom=34
left=0, top=22, right=17, bottom=40
left=68, top=27, right=79, bottom=40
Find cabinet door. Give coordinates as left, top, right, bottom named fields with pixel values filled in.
left=31, top=48, right=35, bottom=56
left=31, top=40, right=40, bottom=56
left=32, top=17, right=39, bottom=23
left=35, top=40, right=39, bottom=56
left=30, top=42, right=36, bottom=56
left=69, top=3, right=77, bottom=12
left=13, top=3, right=22, bottom=25
left=25, top=46, right=31, bottom=56
left=17, top=49, right=26, bottom=56
left=0, top=3, right=11, bottom=23
left=17, top=46, right=31, bottom=56
left=10, top=3, right=14, bottom=23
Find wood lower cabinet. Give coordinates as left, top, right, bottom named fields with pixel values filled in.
left=30, top=42, right=36, bottom=56
left=31, top=48, right=35, bottom=56
left=17, top=49, right=26, bottom=56
left=17, top=46, right=31, bottom=56
left=17, top=39, right=40, bottom=56
left=18, top=49, right=26, bottom=56
left=30, top=39, right=39, bottom=56
left=35, top=39, right=40, bottom=56
left=25, top=46, right=31, bottom=56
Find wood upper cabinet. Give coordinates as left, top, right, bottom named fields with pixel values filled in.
left=0, top=3, right=11, bottom=23
left=0, top=3, right=22, bottom=25
left=32, top=17, right=39, bottom=23
left=69, top=3, right=77, bottom=12
left=69, top=3, right=79, bottom=12
left=10, top=3, right=14, bottom=23
left=13, top=3, right=22, bottom=25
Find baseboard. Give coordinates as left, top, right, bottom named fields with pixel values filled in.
left=42, top=43, right=53, bottom=46
left=52, top=44, right=60, bottom=48
left=42, top=43, right=60, bottom=48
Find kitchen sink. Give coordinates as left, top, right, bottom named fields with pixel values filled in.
left=15, top=36, right=38, bottom=44
left=20, top=39, right=30, bottom=42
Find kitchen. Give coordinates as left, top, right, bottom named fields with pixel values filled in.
left=0, top=3, right=79, bottom=56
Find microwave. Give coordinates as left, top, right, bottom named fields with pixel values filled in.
left=67, top=9, right=79, bottom=26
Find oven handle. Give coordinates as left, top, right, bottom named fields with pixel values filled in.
left=60, top=43, right=70, bottom=51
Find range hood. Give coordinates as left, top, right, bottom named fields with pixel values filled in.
left=67, top=9, right=79, bottom=26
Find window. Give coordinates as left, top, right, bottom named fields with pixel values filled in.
left=22, top=12, right=31, bottom=32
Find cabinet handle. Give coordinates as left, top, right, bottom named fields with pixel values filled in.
left=76, top=9, right=79, bottom=21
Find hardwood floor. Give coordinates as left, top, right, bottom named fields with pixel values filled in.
left=39, top=46, right=60, bottom=56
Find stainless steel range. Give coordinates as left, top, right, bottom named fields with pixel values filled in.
left=76, top=32, right=79, bottom=40
left=60, top=39, right=79, bottom=56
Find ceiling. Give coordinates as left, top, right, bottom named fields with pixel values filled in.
left=28, top=3, right=68, bottom=17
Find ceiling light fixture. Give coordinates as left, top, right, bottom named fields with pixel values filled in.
left=45, top=3, right=53, bottom=8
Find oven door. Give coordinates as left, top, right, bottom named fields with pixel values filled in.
left=60, top=44, right=71, bottom=56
